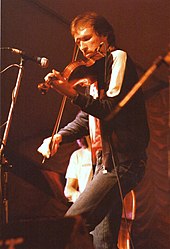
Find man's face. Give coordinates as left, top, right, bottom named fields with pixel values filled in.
left=74, top=25, right=107, bottom=61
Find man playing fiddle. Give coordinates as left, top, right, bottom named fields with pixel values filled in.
left=38, top=11, right=150, bottom=249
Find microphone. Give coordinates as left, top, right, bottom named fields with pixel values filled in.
left=10, top=48, right=49, bottom=68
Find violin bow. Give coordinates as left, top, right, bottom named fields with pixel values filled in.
left=42, top=44, right=79, bottom=164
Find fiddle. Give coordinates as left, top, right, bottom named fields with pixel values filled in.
left=38, top=58, right=98, bottom=95
left=38, top=57, right=99, bottom=164
left=38, top=46, right=105, bottom=163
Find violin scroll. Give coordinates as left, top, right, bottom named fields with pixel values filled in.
left=38, top=81, right=51, bottom=95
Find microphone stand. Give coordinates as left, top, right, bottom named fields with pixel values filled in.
left=0, top=57, right=25, bottom=225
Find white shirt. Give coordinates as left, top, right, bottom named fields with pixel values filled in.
left=65, top=147, right=93, bottom=193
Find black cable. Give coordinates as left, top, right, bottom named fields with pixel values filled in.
left=108, top=136, right=135, bottom=249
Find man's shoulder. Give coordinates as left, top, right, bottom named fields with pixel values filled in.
left=112, top=49, right=127, bottom=59
left=70, top=148, right=84, bottom=158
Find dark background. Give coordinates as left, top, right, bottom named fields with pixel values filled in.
left=1, top=1, right=170, bottom=248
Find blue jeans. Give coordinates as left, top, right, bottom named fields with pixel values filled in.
left=65, top=159, right=146, bottom=249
